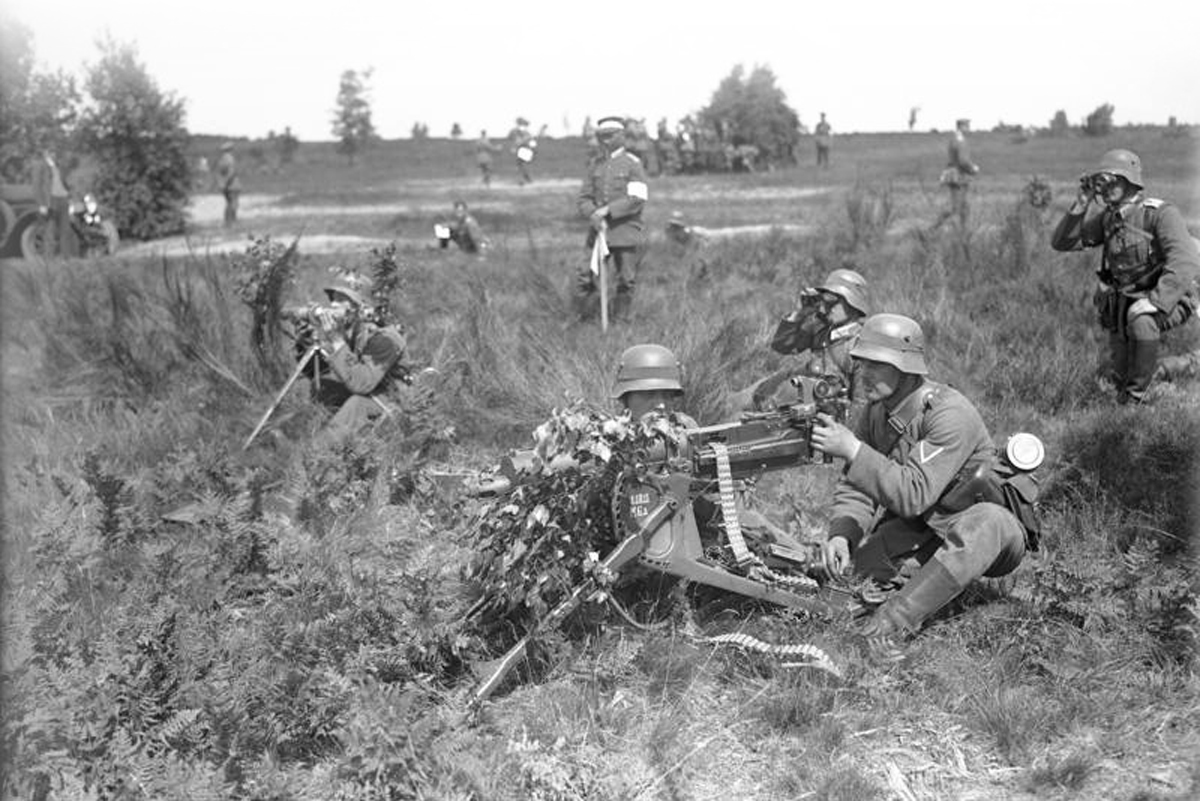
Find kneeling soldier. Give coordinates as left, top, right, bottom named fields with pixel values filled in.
left=811, top=314, right=1029, bottom=637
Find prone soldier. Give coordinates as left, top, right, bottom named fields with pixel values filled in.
left=1050, top=148, right=1200, bottom=403
left=435, top=200, right=490, bottom=255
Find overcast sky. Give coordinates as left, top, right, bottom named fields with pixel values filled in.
left=9, top=0, right=1200, bottom=142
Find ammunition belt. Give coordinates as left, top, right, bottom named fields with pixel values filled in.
left=693, top=632, right=842, bottom=678
left=710, top=442, right=757, bottom=567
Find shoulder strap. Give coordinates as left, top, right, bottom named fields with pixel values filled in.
left=880, top=381, right=946, bottom=458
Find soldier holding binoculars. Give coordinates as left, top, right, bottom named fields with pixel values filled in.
left=1051, top=148, right=1200, bottom=404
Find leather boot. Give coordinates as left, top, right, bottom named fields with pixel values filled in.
left=1124, top=339, right=1160, bottom=402
left=612, top=289, right=633, bottom=323
left=859, top=559, right=965, bottom=637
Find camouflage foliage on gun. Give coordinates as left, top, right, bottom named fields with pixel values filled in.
left=460, top=380, right=861, bottom=709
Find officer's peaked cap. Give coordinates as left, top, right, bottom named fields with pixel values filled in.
left=596, top=116, right=626, bottom=134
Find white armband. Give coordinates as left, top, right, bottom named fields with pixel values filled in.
left=626, top=181, right=648, bottom=201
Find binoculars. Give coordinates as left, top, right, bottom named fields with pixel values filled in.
left=1081, top=172, right=1119, bottom=197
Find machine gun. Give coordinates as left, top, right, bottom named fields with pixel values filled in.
left=465, top=377, right=862, bottom=708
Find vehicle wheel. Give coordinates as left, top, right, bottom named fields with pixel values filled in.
left=0, top=200, right=15, bottom=250
left=100, top=220, right=120, bottom=255
left=20, top=218, right=48, bottom=259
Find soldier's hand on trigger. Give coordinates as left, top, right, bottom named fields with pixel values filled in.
left=811, top=413, right=862, bottom=462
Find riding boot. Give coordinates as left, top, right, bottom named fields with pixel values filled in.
left=612, top=289, right=633, bottom=323
left=859, top=559, right=965, bottom=637
left=1123, top=339, right=1160, bottom=403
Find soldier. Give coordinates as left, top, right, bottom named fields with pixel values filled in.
left=31, top=146, right=71, bottom=257
left=294, top=282, right=410, bottom=444
left=215, top=142, right=241, bottom=226
left=475, top=130, right=502, bottom=187
left=814, top=112, right=832, bottom=169
left=614, top=344, right=799, bottom=547
left=509, top=118, right=535, bottom=186
left=729, top=269, right=870, bottom=414
left=436, top=200, right=490, bottom=255
left=932, top=118, right=979, bottom=230
left=812, top=314, right=1029, bottom=638
left=1050, top=149, right=1200, bottom=403
left=576, top=116, right=649, bottom=324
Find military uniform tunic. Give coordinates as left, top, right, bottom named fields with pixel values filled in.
left=829, top=380, right=1025, bottom=586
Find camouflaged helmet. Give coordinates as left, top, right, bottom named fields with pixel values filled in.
left=850, top=313, right=928, bottom=375
left=323, top=284, right=367, bottom=308
left=1096, top=148, right=1143, bottom=189
left=817, top=268, right=870, bottom=316
left=612, top=344, right=683, bottom=399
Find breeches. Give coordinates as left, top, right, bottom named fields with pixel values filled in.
left=852, top=502, right=1026, bottom=587
left=575, top=245, right=642, bottom=295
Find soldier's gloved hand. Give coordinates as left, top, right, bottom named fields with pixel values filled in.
left=812, top=413, right=861, bottom=462
left=823, top=536, right=851, bottom=576
left=1127, top=298, right=1156, bottom=318
left=590, top=206, right=609, bottom=232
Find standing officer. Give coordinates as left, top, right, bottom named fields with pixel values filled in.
left=812, top=314, right=1029, bottom=638
left=932, top=118, right=979, bottom=230
left=31, top=146, right=71, bottom=257
left=729, top=268, right=870, bottom=414
left=1051, top=149, right=1199, bottom=403
left=575, top=116, right=649, bottom=324
left=814, top=112, right=832, bottom=169
left=216, top=142, right=241, bottom=226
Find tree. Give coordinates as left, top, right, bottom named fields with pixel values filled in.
left=331, top=68, right=376, bottom=165
left=0, top=15, right=80, bottom=180
left=699, top=64, right=800, bottom=166
left=77, top=38, right=191, bottom=240
left=1083, top=103, right=1115, bottom=137
left=1049, top=110, right=1070, bottom=137
left=450, top=122, right=462, bottom=139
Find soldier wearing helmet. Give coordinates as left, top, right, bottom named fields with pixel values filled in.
left=729, top=268, right=871, bottom=414
left=1051, top=148, right=1200, bottom=403
left=287, top=279, right=410, bottom=444
left=811, top=314, right=1028, bottom=639
left=509, top=118, right=535, bottom=185
left=576, top=115, right=649, bottom=324
left=611, top=343, right=690, bottom=422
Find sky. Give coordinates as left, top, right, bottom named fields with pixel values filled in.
left=8, top=0, right=1200, bottom=142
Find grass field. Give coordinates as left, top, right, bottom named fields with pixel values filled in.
left=2, top=128, right=1198, bottom=800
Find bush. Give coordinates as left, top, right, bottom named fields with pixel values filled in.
left=700, top=64, right=800, bottom=165
left=77, top=38, right=192, bottom=240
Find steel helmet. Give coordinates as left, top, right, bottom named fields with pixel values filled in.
left=323, top=284, right=367, bottom=308
left=1096, top=148, right=1143, bottom=188
left=612, top=344, right=683, bottom=398
left=817, top=268, right=870, bottom=316
left=850, top=313, right=928, bottom=375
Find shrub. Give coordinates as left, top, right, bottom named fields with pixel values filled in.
left=77, top=38, right=192, bottom=240
left=1083, top=103, right=1115, bottom=137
